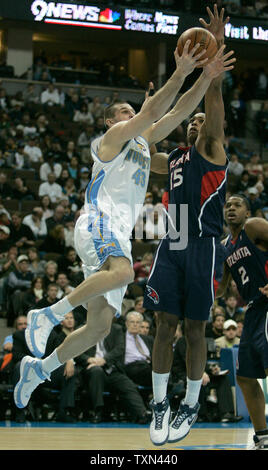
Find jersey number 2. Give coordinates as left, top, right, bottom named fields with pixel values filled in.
left=238, top=266, right=249, bottom=285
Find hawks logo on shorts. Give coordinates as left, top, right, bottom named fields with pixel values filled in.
left=146, top=286, right=159, bottom=304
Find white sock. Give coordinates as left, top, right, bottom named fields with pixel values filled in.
left=50, top=297, right=73, bottom=320
left=152, top=372, right=170, bottom=403
left=184, top=377, right=202, bottom=408
left=42, top=350, right=62, bottom=375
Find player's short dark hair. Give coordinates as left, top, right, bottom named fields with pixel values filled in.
left=226, top=193, right=250, bottom=211
left=103, top=101, right=125, bottom=122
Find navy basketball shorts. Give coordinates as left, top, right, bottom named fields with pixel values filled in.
left=143, top=236, right=225, bottom=321
left=237, top=300, right=268, bottom=379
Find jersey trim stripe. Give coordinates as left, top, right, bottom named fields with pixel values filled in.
left=210, top=237, right=216, bottom=305
left=198, top=172, right=227, bottom=237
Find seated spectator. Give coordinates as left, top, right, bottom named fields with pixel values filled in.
left=67, top=156, right=80, bottom=185
left=62, top=177, right=77, bottom=205
left=12, top=142, right=32, bottom=170
left=22, top=83, right=39, bottom=105
left=56, top=272, right=75, bottom=299
left=57, top=168, right=70, bottom=189
left=57, top=247, right=82, bottom=281
left=73, top=103, right=94, bottom=125
left=17, top=112, right=37, bottom=137
left=40, top=224, right=66, bottom=255
left=123, top=311, right=153, bottom=387
left=12, top=177, right=35, bottom=201
left=77, top=124, right=96, bottom=149
left=0, top=172, right=13, bottom=199
left=65, top=140, right=78, bottom=163
left=73, top=320, right=149, bottom=423
left=41, top=82, right=60, bottom=107
left=0, top=245, right=18, bottom=312
left=20, top=276, right=45, bottom=314
left=40, top=195, right=54, bottom=220
left=88, top=95, right=104, bottom=119
left=23, top=207, right=48, bottom=239
left=237, top=170, right=251, bottom=194
left=39, top=152, right=62, bottom=181
left=39, top=172, right=65, bottom=204
left=9, top=211, right=35, bottom=250
left=35, top=282, right=59, bottom=309
left=2, top=315, right=27, bottom=352
left=78, top=167, right=91, bottom=191
left=42, top=260, right=58, bottom=289
left=227, top=153, right=244, bottom=177
left=245, top=153, right=263, bottom=177
left=139, top=319, right=153, bottom=337
left=222, top=294, right=244, bottom=322
left=27, top=246, right=46, bottom=276
left=247, top=186, right=263, bottom=216
left=6, top=254, right=34, bottom=326
left=215, top=319, right=240, bottom=356
left=0, top=225, right=12, bottom=254
left=36, top=113, right=50, bottom=136
left=23, top=134, right=43, bottom=163
left=46, top=204, right=67, bottom=233
left=205, top=313, right=225, bottom=340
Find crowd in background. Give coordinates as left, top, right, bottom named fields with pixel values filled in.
left=0, top=65, right=267, bottom=424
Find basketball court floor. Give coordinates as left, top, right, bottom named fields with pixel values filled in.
left=0, top=419, right=255, bottom=451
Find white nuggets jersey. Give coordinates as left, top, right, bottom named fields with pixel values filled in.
left=74, top=134, right=150, bottom=271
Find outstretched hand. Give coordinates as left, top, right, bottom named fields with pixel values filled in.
left=174, top=39, right=208, bottom=77
left=199, top=4, right=230, bottom=43
left=203, top=44, right=236, bottom=79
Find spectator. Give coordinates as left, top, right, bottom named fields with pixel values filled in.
left=19, top=276, right=45, bottom=314
left=78, top=167, right=91, bottom=191
left=67, top=156, right=80, bottom=184
left=247, top=186, right=263, bottom=216
left=9, top=211, right=35, bottom=250
left=205, top=313, right=225, bottom=340
left=73, top=103, right=94, bottom=125
left=123, top=311, right=153, bottom=387
left=222, top=294, right=243, bottom=322
left=2, top=315, right=27, bottom=352
left=57, top=247, right=81, bottom=281
left=144, top=208, right=166, bottom=243
left=42, top=260, right=58, bottom=289
left=0, top=245, right=18, bottom=312
left=215, top=319, right=240, bottom=355
left=73, top=321, right=149, bottom=423
left=6, top=254, right=34, bottom=326
left=35, top=282, right=59, bottom=309
left=46, top=204, right=66, bottom=233
left=41, top=224, right=66, bottom=255
left=17, top=112, right=37, bottom=137
left=57, top=168, right=70, bottom=188
left=23, top=207, right=48, bottom=240
left=237, top=170, right=251, bottom=194
left=23, top=135, right=43, bottom=163
left=0, top=225, right=12, bottom=254
left=36, top=113, right=49, bottom=136
left=0, top=172, right=13, bottom=199
left=245, top=153, right=263, bottom=177
left=27, top=246, right=46, bottom=276
left=62, top=177, right=77, bottom=205
left=227, top=153, right=244, bottom=177
left=77, top=124, right=96, bottom=149
left=40, top=195, right=54, bottom=220
left=65, top=140, right=78, bottom=163
left=39, top=172, right=65, bottom=203
left=133, top=252, right=153, bottom=290
left=12, top=177, right=35, bottom=201
left=56, top=272, right=75, bottom=299
left=22, top=83, right=39, bottom=105
left=13, top=142, right=31, bottom=170
left=88, top=96, right=104, bottom=119
left=41, top=82, right=60, bottom=107
left=39, top=152, right=62, bottom=181
left=139, top=319, right=152, bottom=337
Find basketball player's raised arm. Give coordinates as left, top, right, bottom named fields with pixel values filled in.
left=145, top=46, right=235, bottom=146
left=101, top=42, right=208, bottom=150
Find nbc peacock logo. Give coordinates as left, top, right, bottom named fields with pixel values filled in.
left=99, top=8, right=121, bottom=23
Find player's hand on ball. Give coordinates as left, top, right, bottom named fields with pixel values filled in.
left=203, top=44, right=236, bottom=79
left=174, top=39, right=208, bottom=77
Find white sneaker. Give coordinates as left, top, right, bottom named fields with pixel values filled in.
left=25, top=307, right=60, bottom=358
left=168, top=399, right=200, bottom=443
left=149, top=397, right=170, bottom=446
left=252, top=434, right=268, bottom=450
left=14, top=356, right=50, bottom=409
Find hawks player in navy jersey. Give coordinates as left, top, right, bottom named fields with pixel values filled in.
left=219, top=194, right=268, bottom=450
left=144, top=5, right=233, bottom=445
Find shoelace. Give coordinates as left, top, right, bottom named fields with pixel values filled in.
left=172, top=409, right=190, bottom=429
left=153, top=402, right=168, bottom=430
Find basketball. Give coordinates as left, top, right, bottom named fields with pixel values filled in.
left=177, top=27, right=218, bottom=66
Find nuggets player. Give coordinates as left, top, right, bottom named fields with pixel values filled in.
left=13, top=34, right=234, bottom=410
left=143, top=5, right=233, bottom=445
left=221, top=195, right=268, bottom=450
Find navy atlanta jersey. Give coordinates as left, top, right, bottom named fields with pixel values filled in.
left=167, top=145, right=228, bottom=238
left=225, top=229, right=268, bottom=304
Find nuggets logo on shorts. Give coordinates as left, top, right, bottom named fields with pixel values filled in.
left=146, top=286, right=159, bottom=304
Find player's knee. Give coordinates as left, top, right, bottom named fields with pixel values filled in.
left=156, top=312, right=178, bottom=343
left=117, top=265, right=134, bottom=285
